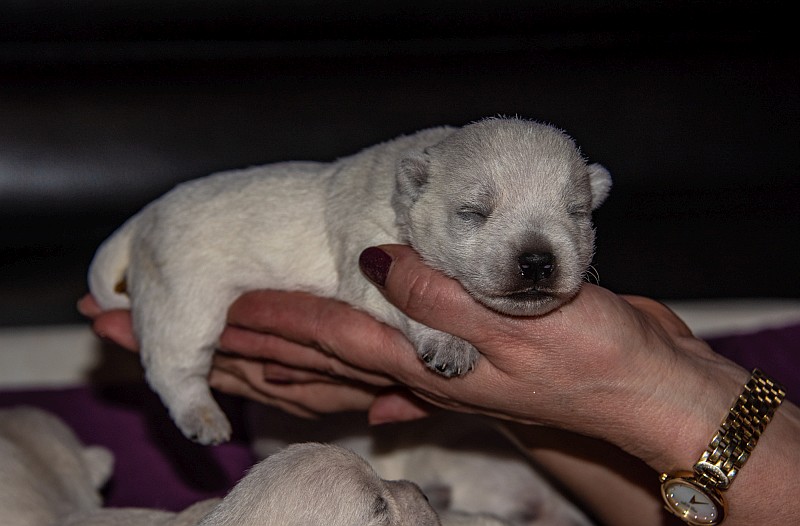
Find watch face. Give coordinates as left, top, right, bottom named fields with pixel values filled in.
left=661, top=478, right=722, bottom=525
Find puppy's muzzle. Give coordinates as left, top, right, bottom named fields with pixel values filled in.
left=517, top=252, right=554, bottom=283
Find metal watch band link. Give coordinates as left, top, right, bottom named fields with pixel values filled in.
left=693, top=368, right=787, bottom=490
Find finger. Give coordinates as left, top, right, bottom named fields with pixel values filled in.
left=228, top=290, right=394, bottom=353
left=76, top=294, right=102, bottom=318
left=92, top=310, right=140, bottom=352
left=220, top=324, right=322, bottom=361
left=262, top=361, right=334, bottom=384
left=219, top=325, right=395, bottom=387
left=208, top=367, right=320, bottom=419
left=211, top=354, right=377, bottom=414
left=228, top=289, right=426, bottom=380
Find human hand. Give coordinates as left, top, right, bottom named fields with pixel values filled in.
left=212, top=244, right=749, bottom=470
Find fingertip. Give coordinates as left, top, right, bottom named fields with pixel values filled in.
left=368, top=389, right=432, bottom=425
left=359, top=244, right=419, bottom=287
left=76, top=294, right=101, bottom=318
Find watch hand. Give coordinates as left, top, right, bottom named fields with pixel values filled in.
left=689, top=495, right=709, bottom=506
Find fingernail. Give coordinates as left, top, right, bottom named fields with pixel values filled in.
left=359, top=247, right=392, bottom=288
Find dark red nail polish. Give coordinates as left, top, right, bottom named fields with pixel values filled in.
left=359, top=247, right=392, bottom=287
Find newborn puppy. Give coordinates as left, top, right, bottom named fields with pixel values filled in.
left=248, top=408, right=595, bottom=526
left=65, top=443, right=441, bottom=526
left=196, top=442, right=441, bottom=526
left=0, top=406, right=113, bottom=526
left=88, top=117, right=611, bottom=444
left=0, top=407, right=486, bottom=526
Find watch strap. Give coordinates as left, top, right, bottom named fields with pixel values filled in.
left=693, top=368, right=786, bottom=490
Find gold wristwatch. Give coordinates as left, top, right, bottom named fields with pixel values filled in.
left=659, top=368, right=786, bottom=525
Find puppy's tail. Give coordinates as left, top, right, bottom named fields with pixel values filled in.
left=88, top=217, right=136, bottom=310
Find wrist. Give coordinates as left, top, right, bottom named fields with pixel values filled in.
left=658, top=368, right=788, bottom=525
left=600, top=337, right=751, bottom=473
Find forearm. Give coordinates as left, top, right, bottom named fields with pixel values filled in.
left=612, top=347, right=800, bottom=526
left=502, top=424, right=679, bottom=526
left=504, top=369, right=800, bottom=526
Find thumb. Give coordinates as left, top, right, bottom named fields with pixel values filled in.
left=358, top=245, right=499, bottom=342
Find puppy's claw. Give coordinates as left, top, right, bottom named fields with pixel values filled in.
left=414, top=330, right=479, bottom=379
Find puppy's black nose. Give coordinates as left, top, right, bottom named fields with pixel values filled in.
left=518, top=252, right=554, bottom=282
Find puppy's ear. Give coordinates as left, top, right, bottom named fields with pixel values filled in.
left=396, top=154, right=430, bottom=203
left=392, top=154, right=430, bottom=241
left=587, top=163, right=612, bottom=210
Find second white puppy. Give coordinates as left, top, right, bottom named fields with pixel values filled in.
left=88, top=117, right=611, bottom=444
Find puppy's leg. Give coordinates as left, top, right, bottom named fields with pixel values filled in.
left=406, top=320, right=480, bottom=377
left=133, top=281, right=236, bottom=445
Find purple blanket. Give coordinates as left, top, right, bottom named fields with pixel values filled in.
left=0, top=322, right=797, bottom=511
left=0, top=384, right=254, bottom=511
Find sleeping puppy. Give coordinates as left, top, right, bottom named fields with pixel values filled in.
left=195, top=442, right=442, bottom=526
left=0, top=406, right=113, bottom=526
left=0, top=407, right=450, bottom=526
left=248, top=408, right=595, bottom=526
left=0, top=405, right=210, bottom=526
left=88, top=117, right=611, bottom=444
left=66, top=443, right=443, bottom=526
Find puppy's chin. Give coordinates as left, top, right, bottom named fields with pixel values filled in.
left=475, top=289, right=572, bottom=317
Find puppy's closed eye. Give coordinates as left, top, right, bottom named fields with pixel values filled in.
left=456, top=206, right=489, bottom=224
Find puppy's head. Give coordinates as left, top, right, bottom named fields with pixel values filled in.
left=199, top=442, right=441, bottom=526
left=394, top=117, right=611, bottom=316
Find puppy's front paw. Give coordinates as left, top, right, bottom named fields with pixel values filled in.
left=413, top=328, right=479, bottom=377
left=174, top=402, right=232, bottom=445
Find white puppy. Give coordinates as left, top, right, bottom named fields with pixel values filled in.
left=196, top=442, right=442, bottom=526
left=88, top=117, right=611, bottom=444
left=248, top=408, right=595, bottom=526
left=0, top=407, right=448, bottom=526
left=66, top=443, right=443, bottom=526
left=0, top=406, right=113, bottom=526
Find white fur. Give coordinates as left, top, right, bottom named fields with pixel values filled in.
left=66, top=442, right=444, bottom=526
left=0, top=406, right=113, bottom=526
left=0, top=407, right=456, bottom=526
left=197, top=442, right=442, bottom=526
left=88, top=117, right=611, bottom=444
left=248, top=407, right=595, bottom=526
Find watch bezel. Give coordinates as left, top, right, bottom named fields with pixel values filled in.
left=660, top=471, right=728, bottom=526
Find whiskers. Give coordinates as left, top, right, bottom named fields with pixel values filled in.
left=583, top=265, right=601, bottom=285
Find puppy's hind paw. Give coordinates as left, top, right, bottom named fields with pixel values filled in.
left=174, top=403, right=232, bottom=445
left=414, top=330, right=479, bottom=378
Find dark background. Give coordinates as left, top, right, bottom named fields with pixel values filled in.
left=1, top=1, right=798, bottom=326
